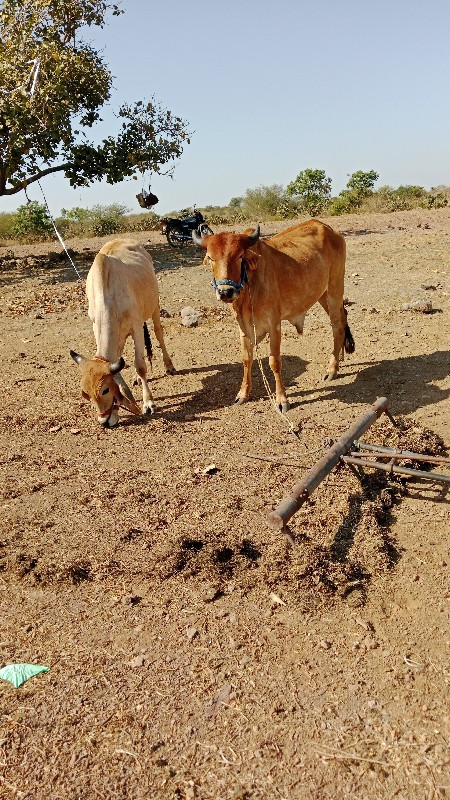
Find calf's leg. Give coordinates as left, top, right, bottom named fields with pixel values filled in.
left=152, top=308, right=175, bottom=375
left=132, top=326, right=156, bottom=414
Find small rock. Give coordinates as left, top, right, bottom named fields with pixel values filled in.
left=351, top=272, right=359, bottom=277
left=160, top=308, right=171, bottom=318
left=70, top=427, right=81, bottom=435
left=319, top=639, right=331, bottom=650
left=130, top=654, right=145, bottom=668
left=49, top=425, right=62, bottom=433
left=203, top=464, right=219, bottom=475
left=180, top=306, right=201, bottom=327
left=401, top=299, right=433, bottom=313
left=186, top=626, right=198, bottom=641
left=35, top=313, right=44, bottom=319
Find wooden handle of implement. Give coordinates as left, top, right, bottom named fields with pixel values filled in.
left=268, top=396, right=390, bottom=531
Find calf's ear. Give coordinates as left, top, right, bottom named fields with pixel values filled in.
left=243, top=250, right=260, bottom=270
left=70, top=350, right=85, bottom=365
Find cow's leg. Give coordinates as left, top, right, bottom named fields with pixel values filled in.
left=152, top=308, right=175, bottom=375
left=132, top=326, right=156, bottom=414
left=318, top=293, right=346, bottom=381
left=235, top=330, right=253, bottom=405
left=269, top=322, right=289, bottom=413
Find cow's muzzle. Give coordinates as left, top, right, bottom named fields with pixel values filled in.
left=211, top=261, right=248, bottom=300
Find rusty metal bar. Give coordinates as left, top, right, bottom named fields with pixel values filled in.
left=353, top=441, right=450, bottom=465
left=268, top=396, right=390, bottom=531
left=342, top=455, right=450, bottom=483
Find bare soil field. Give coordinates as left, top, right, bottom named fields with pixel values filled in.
left=0, top=208, right=449, bottom=800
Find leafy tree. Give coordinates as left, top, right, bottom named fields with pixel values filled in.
left=346, top=170, right=379, bottom=199
left=286, top=168, right=332, bottom=216
left=0, top=0, right=190, bottom=197
left=13, top=200, right=53, bottom=239
left=229, top=196, right=243, bottom=208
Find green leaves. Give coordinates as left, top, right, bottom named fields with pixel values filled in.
left=0, top=1, right=189, bottom=196
left=287, top=169, right=332, bottom=216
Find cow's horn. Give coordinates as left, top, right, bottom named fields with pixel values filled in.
left=191, top=229, right=204, bottom=247
left=246, top=225, right=260, bottom=246
left=70, top=349, right=85, bottom=365
left=109, top=357, right=125, bottom=375
left=114, top=372, right=137, bottom=405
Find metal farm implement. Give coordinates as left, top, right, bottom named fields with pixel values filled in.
left=268, top=396, right=450, bottom=534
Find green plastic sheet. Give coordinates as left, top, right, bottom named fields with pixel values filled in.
left=0, top=663, right=49, bottom=688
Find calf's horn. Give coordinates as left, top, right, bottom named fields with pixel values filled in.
left=246, top=225, right=260, bottom=246
left=70, top=350, right=85, bottom=365
left=109, top=357, right=125, bottom=375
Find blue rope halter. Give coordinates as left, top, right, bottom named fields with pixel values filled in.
left=211, top=260, right=248, bottom=295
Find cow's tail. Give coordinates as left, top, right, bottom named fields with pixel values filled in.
left=343, top=304, right=355, bottom=354
left=143, top=322, right=153, bottom=367
left=344, top=323, right=355, bottom=354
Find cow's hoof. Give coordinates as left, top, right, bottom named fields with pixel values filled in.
left=322, top=372, right=337, bottom=382
left=165, top=364, right=176, bottom=376
left=278, top=401, right=289, bottom=414
left=234, top=395, right=247, bottom=406
left=143, top=402, right=156, bottom=415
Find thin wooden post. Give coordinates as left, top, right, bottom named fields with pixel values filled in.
left=268, top=396, right=389, bottom=531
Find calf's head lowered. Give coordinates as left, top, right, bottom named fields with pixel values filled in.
left=70, top=351, right=140, bottom=428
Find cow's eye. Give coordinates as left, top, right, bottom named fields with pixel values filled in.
left=102, top=387, right=110, bottom=395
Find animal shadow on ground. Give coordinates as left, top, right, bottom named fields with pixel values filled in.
left=290, top=350, right=450, bottom=418
left=120, top=355, right=308, bottom=427
left=168, top=355, right=308, bottom=419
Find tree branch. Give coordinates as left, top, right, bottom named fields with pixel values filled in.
left=2, top=162, right=71, bottom=195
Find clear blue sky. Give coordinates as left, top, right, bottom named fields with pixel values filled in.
left=2, top=0, right=450, bottom=216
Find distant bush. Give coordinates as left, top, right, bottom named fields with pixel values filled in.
left=13, top=201, right=54, bottom=241
left=90, top=204, right=129, bottom=236
left=121, top=212, right=161, bottom=232
left=0, top=212, right=16, bottom=242
left=240, top=184, right=295, bottom=220
left=59, top=203, right=130, bottom=237
left=362, top=185, right=428, bottom=213
left=427, top=192, right=448, bottom=209
left=329, top=170, right=378, bottom=215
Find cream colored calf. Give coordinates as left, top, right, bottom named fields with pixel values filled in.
left=70, top=239, right=174, bottom=427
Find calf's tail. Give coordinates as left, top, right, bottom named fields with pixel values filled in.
left=143, top=322, right=153, bottom=365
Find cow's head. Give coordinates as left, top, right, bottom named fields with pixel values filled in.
left=69, top=351, right=141, bottom=428
left=192, top=226, right=260, bottom=303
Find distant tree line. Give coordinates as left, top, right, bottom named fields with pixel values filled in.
left=0, top=171, right=448, bottom=244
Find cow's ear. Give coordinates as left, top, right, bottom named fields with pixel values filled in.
left=243, top=249, right=260, bottom=270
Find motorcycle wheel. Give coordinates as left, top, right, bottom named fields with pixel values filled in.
left=166, top=226, right=185, bottom=249
left=199, top=223, right=214, bottom=236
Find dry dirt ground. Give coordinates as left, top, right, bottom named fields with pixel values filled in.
left=0, top=208, right=449, bottom=800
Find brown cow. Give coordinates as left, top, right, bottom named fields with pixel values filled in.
left=192, top=219, right=354, bottom=412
